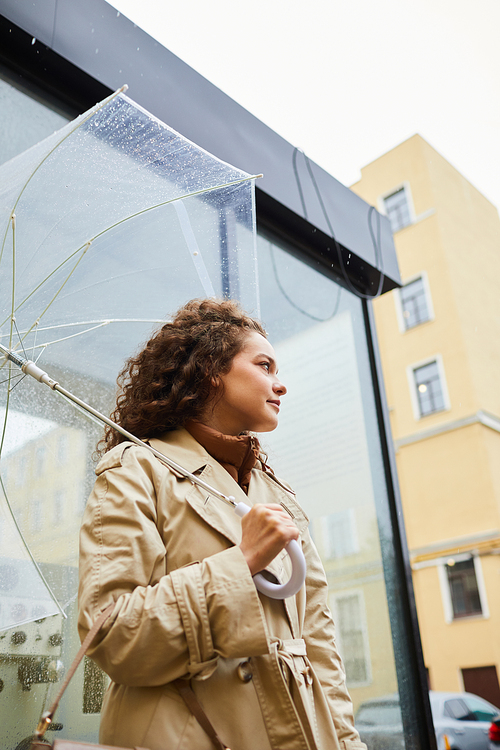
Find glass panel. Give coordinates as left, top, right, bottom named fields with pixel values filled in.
left=0, top=72, right=414, bottom=749
left=257, top=229, right=407, bottom=747
left=0, top=74, right=70, bottom=166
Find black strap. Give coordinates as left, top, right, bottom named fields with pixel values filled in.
left=34, top=604, right=230, bottom=750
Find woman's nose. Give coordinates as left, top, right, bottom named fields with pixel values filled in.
left=274, top=379, right=287, bottom=396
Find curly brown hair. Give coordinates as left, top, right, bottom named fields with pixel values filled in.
left=99, top=298, right=266, bottom=454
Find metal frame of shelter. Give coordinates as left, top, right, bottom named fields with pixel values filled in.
left=0, top=3, right=436, bottom=749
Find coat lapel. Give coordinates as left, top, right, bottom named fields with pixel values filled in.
left=147, top=429, right=303, bottom=584
left=247, top=471, right=310, bottom=535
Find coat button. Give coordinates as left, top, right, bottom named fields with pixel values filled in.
left=237, top=660, right=253, bottom=683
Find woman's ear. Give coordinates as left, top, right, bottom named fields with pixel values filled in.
left=208, top=374, right=225, bottom=409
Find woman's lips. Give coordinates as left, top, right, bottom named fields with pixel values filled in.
left=268, top=400, right=280, bottom=410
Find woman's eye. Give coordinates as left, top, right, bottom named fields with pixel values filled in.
left=260, top=361, right=270, bottom=371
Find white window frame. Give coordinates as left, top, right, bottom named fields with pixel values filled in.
left=406, top=354, right=450, bottom=420
left=394, top=271, right=435, bottom=333
left=53, top=489, right=65, bottom=526
left=57, top=433, right=69, bottom=465
left=320, top=508, right=359, bottom=560
left=30, top=497, right=43, bottom=533
left=330, top=588, right=372, bottom=688
left=437, top=555, right=489, bottom=624
left=378, top=181, right=416, bottom=232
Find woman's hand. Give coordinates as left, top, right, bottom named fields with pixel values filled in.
left=239, top=503, right=300, bottom=576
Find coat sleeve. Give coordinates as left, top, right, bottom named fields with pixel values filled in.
left=301, top=530, right=367, bottom=750
left=78, top=445, right=270, bottom=687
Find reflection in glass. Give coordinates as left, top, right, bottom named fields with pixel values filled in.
left=0, top=76, right=409, bottom=747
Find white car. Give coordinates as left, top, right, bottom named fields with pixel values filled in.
left=355, top=691, right=500, bottom=750
left=431, top=691, right=500, bottom=750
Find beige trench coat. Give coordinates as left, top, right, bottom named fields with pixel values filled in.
left=78, top=428, right=367, bottom=750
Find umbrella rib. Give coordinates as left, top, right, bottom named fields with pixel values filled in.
left=0, top=319, right=166, bottom=337
left=1, top=320, right=167, bottom=358
left=0, top=370, right=25, bottom=387
left=17, top=242, right=92, bottom=344
left=8, top=215, right=16, bottom=353
left=0, top=366, right=14, bottom=456
left=0, top=242, right=93, bottom=331
left=0, top=86, right=127, bottom=268
left=30, top=319, right=39, bottom=361
left=88, top=174, right=260, bottom=245
left=5, top=371, right=27, bottom=393
left=23, top=320, right=167, bottom=350
left=12, top=316, right=28, bottom=359
left=28, top=321, right=114, bottom=349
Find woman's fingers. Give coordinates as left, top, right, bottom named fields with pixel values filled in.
left=239, top=503, right=300, bottom=576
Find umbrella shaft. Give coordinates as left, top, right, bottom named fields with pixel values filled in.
left=55, top=382, right=235, bottom=506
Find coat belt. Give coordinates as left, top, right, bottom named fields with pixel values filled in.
left=277, top=638, right=308, bottom=657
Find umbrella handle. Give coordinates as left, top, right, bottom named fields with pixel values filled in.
left=234, top=502, right=306, bottom=599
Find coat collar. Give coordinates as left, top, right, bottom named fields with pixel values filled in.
left=148, top=427, right=216, bottom=475
left=149, top=428, right=254, bottom=546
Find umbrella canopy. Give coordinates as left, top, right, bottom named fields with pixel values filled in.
left=0, top=87, right=259, bottom=631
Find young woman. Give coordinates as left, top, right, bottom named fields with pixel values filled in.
left=78, top=298, right=366, bottom=750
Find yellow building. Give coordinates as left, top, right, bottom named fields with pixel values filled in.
left=1, top=418, right=88, bottom=566
left=351, top=134, right=500, bottom=707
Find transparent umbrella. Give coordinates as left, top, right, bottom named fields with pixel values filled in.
left=0, top=87, right=261, bottom=632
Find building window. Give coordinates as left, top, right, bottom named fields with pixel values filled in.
left=332, top=592, right=371, bottom=686
left=57, top=434, right=68, bottom=465
left=30, top=497, right=43, bottom=533
left=53, top=490, right=65, bottom=526
left=16, top=455, right=27, bottom=486
left=35, top=444, right=47, bottom=477
left=399, top=276, right=431, bottom=330
left=383, top=187, right=412, bottom=233
left=412, top=360, right=446, bottom=417
left=446, top=559, right=482, bottom=618
left=322, top=510, right=359, bottom=560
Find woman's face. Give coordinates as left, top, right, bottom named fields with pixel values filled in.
left=204, top=331, right=287, bottom=436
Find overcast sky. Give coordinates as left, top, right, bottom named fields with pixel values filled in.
left=106, top=0, right=499, bottom=213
